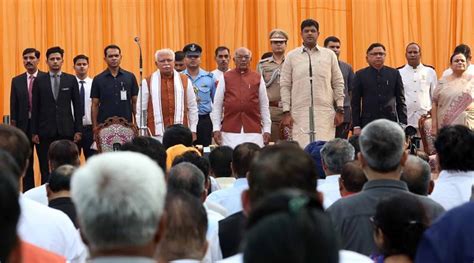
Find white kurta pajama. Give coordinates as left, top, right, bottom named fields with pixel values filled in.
left=280, top=45, right=345, bottom=148
left=136, top=70, right=198, bottom=141
left=211, top=73, right=271, bottom=148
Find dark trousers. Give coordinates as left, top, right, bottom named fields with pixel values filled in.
left=37, top=135, right=72, bottom=184
left=336, top=122, right=351, bottom=139
left=195, top=114, right=212, bottom=146
left=22, top=119, right=37, bottom=191
left=78, top=125, right=97, bottom=160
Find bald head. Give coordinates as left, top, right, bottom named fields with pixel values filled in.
left=234, top=47, right=252, bottom=71
left=401, top=155, right=431, bottom=196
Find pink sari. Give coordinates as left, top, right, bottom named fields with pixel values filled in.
left=433, top=76, right=474, bottom=129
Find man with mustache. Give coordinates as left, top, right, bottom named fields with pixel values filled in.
left=136, top=48, right=198, bottom=142
left=10, top=48, right=46, bottom=191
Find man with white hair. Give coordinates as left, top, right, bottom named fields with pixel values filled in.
left=136, top=48, right=198, bottom=141
left=211, top=47, right=271, bottom=148
left=71, top=151, right=167, bottom=262
left=327, top=119, right=444, bottom=256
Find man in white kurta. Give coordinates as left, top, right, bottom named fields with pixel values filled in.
left=211, top=47, right=271, bottom=148
left=136, top=49, right=198, bottom=141
left=398, top=43, right=437, bottom=128
left=280, top=19, right=345, bottom=148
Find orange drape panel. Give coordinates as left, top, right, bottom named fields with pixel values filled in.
left=1, top=0, right=473, bottom=119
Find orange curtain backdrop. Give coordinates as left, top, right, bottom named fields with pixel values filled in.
left=1, top=0, right=473, bottom=119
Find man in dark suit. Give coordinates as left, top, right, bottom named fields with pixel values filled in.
left=10, top=48, right=46, bottom=191
left=31, top=46, right=82, bottom=183
left=351, top=43, right=407, bottom=136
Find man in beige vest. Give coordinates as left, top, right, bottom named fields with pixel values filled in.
left=211, top=47, right=271, bottom=148
left=136, top=48, right=198, bottom=142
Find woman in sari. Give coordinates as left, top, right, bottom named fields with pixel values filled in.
left=431, top=52, right=474, bottom=135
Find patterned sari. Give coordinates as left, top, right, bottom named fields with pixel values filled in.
left=433, top=75, right=474, bottom=129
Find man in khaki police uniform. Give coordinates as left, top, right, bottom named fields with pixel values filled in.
left=257, top=29, right=288, bottom=142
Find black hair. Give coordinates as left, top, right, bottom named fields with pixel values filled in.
left=405, top=42, right=421, bottom=52
left=0, top=124, right=31, bottom=177
left=400, top=156, right=431, bottom=196
left=0, top=167, right=20, bottom=262
left=324, top=36, right=340, bottom=47
left=168, top=163, right=205, bottom=198
left=300, top=19, right=319, bottom=32
left=215, top=46, right=230, bottom=57
left=73, top=54, right=89, bottom=64
left=208, top=146, right=233, bottom=178
left=340, top=160, right=367, bottom=193
left=46, top=46, right=64, bottom=59
left=232, top=143, right=260, bottom=178
left=162, top=124, right=193, bottom=149
left=450, top=51, right=467, bottom=63
left=373, top=193, right=429, bottom=260
left=22, top=48, right=40, bottom=59
left=248, top=144, right=319, bottom=204
left=453, top=44, right=471, bottom=60
left=435, top=125, right=474, bottom=171
left=175, top=51, right=186, bottom=61
left=104, top=44, right=121, bottom=57
left=348, top=135, right=360, bottom=159
left=366, top=43, right=386, bottom=54
left=48, top=140, right=80, bottom=170
left=172, top=151, right=210, bottom=182
left=47, top=165, right=76, bottom=192
left=243, top=189, right=337, bottom=263
left=120, top=136, right=167, bottom=171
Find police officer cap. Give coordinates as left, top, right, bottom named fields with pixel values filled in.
left=269, top=29, right=288, bottom=41
left=183, top=43, right=202, bottom=56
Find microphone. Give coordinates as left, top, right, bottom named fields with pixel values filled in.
left=134, top=36, right=140, bottom=43
left=303, top=46, right=315, bottom=143
left=134, top=36, right=147, bottom=136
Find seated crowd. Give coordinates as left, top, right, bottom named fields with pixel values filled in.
left=0, top=119, right=473, bottom=263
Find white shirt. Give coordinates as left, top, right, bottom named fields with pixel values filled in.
left=202, top=204, right=225, bottom=263
left=76, top=76, right=93, bottom=125
left=211, top=69, right=227, bottom=83
left=205, top=178, right=248, bottom=216
left=18, top=195, right=87, bottom=262
left=442, top=64, right=474, bottom=78
left=215, top=250, right=371, bottom=263
left=211, top=75, right=271, bottom=148
left=429, top=170, right=474, bottom=211
left=398, top=64, right=437, bottom=127
left=317, top=174, right=342, bottom=208
left=23, top=184, right=48, bottom=205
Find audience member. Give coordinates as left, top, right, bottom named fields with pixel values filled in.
left=47, top=165, right=78, bottom=228
left=206, top=143, right=260, bottom=216
left=163, top=124, right=194, bottom=149
left=348, top=135, right=361, bottom=159
left=304, top=140, right=327, bottom=179
left=415, top=201, right=474, bottom=262
left=243, top=189, right=340, bottom=263
left=168, top=162, right=222, bottom=262
left=158, top=190, right=208, bottom=263
left=372, top=193, right=429, bottom=263
left=327, top=119, right=444, bottom=256
left=120, top=136, right=167, bottom=171
left=208, top=146, right=233, bottom=178
left=401, top=155, right=434, bottom=196
left=339, top=160, right=367, bottom=197
left=429, top=125, right=474, bottom=210
left=0, top=157, right=66, bottom=262
left=318, top=138, right=355, bottom=207
left=71, top=151, right=166, bottom=262
left=24, top=139, right=80, bottom=205
left=0, top=124, right=86, bottom=262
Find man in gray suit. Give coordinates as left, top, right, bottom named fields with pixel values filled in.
left=324, top=36, right=355, bottom=139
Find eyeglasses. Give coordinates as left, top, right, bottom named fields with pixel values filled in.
left=369, top=52, right=386, bottom=57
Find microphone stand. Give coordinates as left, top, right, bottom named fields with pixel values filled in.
left=304, top=47, right=315, bottom=143
left=135, top=37, right=148, bottom=136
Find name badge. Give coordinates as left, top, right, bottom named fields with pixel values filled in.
left=121, top=90, right=127, bottom=100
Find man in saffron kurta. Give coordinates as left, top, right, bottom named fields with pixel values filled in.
left=136, top=49, right=198, bottom=141
left=280, top=19, right=345, bottom=148
left=211, top=47, right=271, bottom=148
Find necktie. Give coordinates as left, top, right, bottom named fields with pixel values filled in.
left=28, top=75, right=35, bottom=112
left=53, top=74, right=59, bottom=100
left=79, top=80, right=85, bottom=117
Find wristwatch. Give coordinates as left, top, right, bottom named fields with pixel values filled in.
left=335, top=107, right=344, bottom=114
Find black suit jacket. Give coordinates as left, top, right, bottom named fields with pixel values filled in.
left=218, top=211, right=247, bottom=258
left=31, top=72, right=82, bottom=138
left=10, top=71, right=47, bottom=132
left=351, top=66, right=407, bottom=128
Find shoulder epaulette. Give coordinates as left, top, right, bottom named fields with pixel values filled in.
left=423, top=64, right=436, bottom=70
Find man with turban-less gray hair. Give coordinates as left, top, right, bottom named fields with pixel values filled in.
left=327, top=119, right=444, bottom=256
left=71, top=151, right=167, bottom=262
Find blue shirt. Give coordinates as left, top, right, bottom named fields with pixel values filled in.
left=183, top=68, right=216, bottom=115
left=415, top=201, right=474, bottom=263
